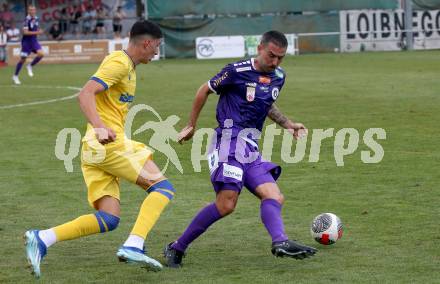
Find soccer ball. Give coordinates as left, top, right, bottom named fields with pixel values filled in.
left=311, top=213, right=343, bottom=245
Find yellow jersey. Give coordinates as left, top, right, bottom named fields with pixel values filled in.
left=90, top=50, right=136, bottom=134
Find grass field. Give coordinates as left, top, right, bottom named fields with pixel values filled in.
left=0, top=51, right=439, bottom=283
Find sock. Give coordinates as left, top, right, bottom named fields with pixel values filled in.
left=53, top=211, right=119, bottom=242
left=30, top=56, right=43, bottom=66
left=38, top=229, right=57, bottom=248
left=172, top=203, right=222, bottom=252
left=15, top=61, right=23, bottom=75
left=260, top=199, right=288, bottom=243
left=123, top=234, right=145, bottom=250
left=130, top=191, right=171, bottom=239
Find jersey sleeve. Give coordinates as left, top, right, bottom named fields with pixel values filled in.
left=91, top=56, right=127, bottom=90
left=207, top=64, right=235, bottom=94
left=22, top=18, right=29, bottom=30
left=276, top=68, right=287, bottom=91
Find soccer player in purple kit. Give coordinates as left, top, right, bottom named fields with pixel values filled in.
left=12, top=5, right=44, bottom=85
left=164, top=31, right=317, bottom=267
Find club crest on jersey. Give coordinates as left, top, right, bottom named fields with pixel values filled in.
left=272, top=87, right=279, bottom=100
left=259, top=76, right=271, bottom=84
left=246, top=86, right=256, bottom=102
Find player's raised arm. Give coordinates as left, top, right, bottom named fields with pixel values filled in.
left=268, top=104, right=308, bottom=139
left=77, top=80, right=116, bottom=144
left=178, top=82, right=213, bottom=143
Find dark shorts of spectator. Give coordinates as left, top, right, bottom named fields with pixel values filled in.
left=113, top=24, right=122, bottom=33
left=83, top=25, right=92, bottom=34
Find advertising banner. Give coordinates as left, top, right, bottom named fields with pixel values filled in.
left=196, top=36, right=245, bottom=59
left=340, top=9, right=440, bottom=52
left=7, top=40, right=109, bottom=65
left=196, top=34, right=298, bottom=59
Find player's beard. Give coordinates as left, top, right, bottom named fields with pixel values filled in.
left=256, top=56, right=276, bottom=73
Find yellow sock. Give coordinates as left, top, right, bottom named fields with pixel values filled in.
left=53, top=211, right=120, bottom=242
left=53, top=214, right=101, bottom=242
left=130, top=192, right=170, bottom=239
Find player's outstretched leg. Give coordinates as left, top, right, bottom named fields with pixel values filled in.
left=256, top=183, right=317, bottom=259
left=117, top=184, right=169, bottom=272
left=164, top=202, right=222, bottom=268
left=164, top=190, right=236, bottom=268
left=24, top=230, right=47, bottom=278
left=24, top=209, right=120, bottom=278
left=27, top=50, right=44, bottom=77
left=12, top=58, right=26, bottom=85
left=118, top=161, right=177, bottom=271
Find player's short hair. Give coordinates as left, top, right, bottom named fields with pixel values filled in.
left=129, top=20, right=163, bottom=41
left=261, top=31, right=288, bottom=48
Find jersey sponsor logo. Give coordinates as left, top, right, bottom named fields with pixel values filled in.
left=260, top=86, right=269, bottom=93
left=259, top=76, right=271, bottom=84
left=212, top=71, right=229, bottom=87
left=272, top=87, right=279, bottom=100
left=223, top=164, right=243, bottom=181
left=246, top=86, right=256, bottom=102
left=119, top=93, right=134, bottom=103
left=236, top=66, right=251, bottom=72
left=245, top=82, right=257, bottom=87
left=275, top=69, right=284, bottom=79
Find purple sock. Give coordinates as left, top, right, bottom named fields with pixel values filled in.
left=172, top=203, right=222, bottom=252
left=31, top=56, right=43, bottom=66
left=260, top=199, right=288, bottom=243
left=15, top=61, right=24, bottom=75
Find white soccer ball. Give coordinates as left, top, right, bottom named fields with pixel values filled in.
left=311, top=213, right=343, bottom=245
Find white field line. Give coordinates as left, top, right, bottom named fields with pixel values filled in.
left=0, top=85, right=81, bottom=110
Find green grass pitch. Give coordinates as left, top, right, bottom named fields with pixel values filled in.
left=0, top=51, right=439, bottom=283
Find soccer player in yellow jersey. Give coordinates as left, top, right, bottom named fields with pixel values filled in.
left=24, top=20, right=175, bottom=278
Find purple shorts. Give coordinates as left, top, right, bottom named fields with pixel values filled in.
left=20, top=40, right=42, bottom=57
left=208, top=132, right=281, bottom=194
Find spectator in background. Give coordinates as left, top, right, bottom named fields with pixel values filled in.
left=59, top=8, right=69, bottom=35
left=1, top=3, right=13, bottom=27
left=113, top=6, right=125, bottom=39
left=0, top=5, right=4, bottom=26
left=48, top=22, right=63, bottom=40
left=95, top=6, right=107, bottom=38
left=70, top=5, right=82, bottom=39
left=0, top=24, right=7, bottom=65
left=6, top=22, right=20, bottom=42
left=82, top=5, right=96, bottom=38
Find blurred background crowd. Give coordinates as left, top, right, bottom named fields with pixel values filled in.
left=0, top=1, right=139, bottom=43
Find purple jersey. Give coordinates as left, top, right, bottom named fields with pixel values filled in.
left=22, top=15, right=40, bottom=43
left=206, top=58, right=285, bottom=193
left=208, top=58, right=286, bottom=135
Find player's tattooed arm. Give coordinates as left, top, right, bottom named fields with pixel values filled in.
left=268, top=104, right=290, bottom=128
left=268, top=104, right=308, bottom=139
